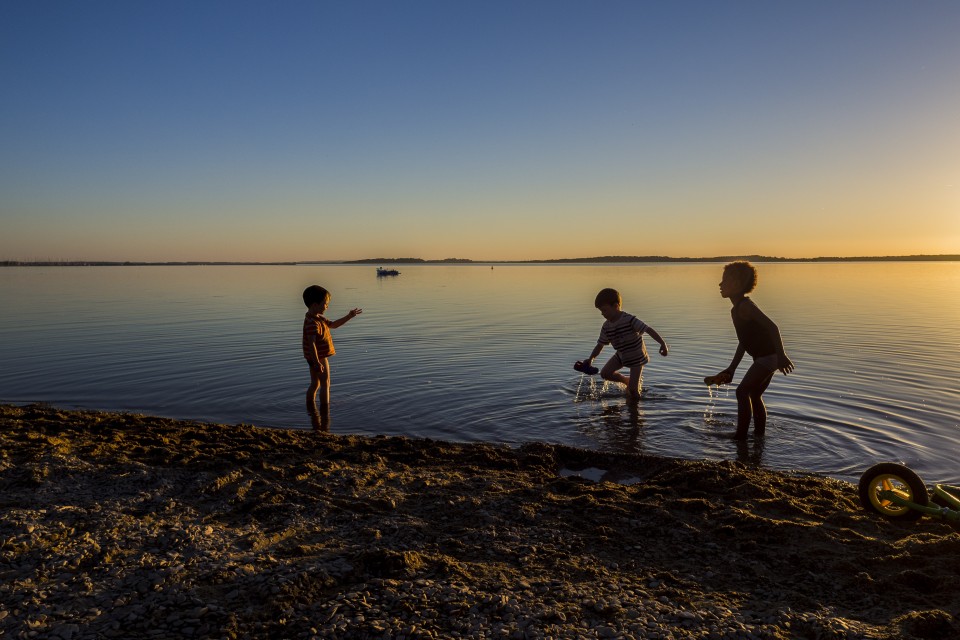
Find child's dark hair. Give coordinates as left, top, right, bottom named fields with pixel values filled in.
left=303, top=285, right=331, bottom=307
left=723, top=261, right=759, bottom=294
left=594, top=288, right=621, bottom=308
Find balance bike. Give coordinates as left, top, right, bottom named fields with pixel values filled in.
left=859, top=462, right=960, bottom=523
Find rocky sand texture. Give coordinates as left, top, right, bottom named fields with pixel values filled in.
left=1, top=404, right=958, bottom=640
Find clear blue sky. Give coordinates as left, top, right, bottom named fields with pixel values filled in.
left=2, top=1, right=958, bottom=261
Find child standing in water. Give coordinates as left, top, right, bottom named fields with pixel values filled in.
left=712, top=261, right=794, bottom=439
left=302, top=285, right=362, bottom=428
left=581, top=288, right=669, bottom=399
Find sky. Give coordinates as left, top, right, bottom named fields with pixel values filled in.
left=1, top=1, right=958, bottom=262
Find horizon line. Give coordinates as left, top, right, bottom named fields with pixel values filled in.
left=3, top=253, right=960, bottom=267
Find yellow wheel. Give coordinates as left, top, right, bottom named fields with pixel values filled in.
left=858, top=463, right=927, bottom=521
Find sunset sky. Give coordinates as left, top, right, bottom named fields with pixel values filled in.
left=1, top=1, right=958, bottom=262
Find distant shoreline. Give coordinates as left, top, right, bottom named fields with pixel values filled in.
left=2, top=254, right=958, bottom=267
left=0, top=261, right=301, bottom=267
left=337, top=254, right=960, bottom=264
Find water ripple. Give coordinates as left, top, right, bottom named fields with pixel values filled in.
left=2, top=262, right=959, bottom=484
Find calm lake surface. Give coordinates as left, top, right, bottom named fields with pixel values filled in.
left=1, top=263, right=958, bottom=483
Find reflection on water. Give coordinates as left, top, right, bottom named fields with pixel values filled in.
left=1, top=262, right=958, bottom=483
left=558, top=467, right=644, bottom=486
left=572, top=378, right=647, bottom=453
left=736, top=437, right=766, bottom=467
left=307, top=403, right=331, bottom=433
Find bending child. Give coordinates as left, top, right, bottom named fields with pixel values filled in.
left=712, top=261, right=794, bottom=439
left=582, top=288, right=669, bottom=399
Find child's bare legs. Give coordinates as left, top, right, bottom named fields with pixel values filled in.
left=600, top=356, right=643, bottom=399
left=626, top=365, right=644, bottom=399
left=306, top=358, right=330, bottom=414
left=600, top=355, right=628, bottom=384
left=734, top=361, right=774, bottom=439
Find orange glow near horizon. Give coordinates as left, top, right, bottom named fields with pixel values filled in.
left=1, top=3, right=958, bottom=263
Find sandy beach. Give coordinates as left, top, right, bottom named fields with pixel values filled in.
left=1, top=404, right=958, bottom=639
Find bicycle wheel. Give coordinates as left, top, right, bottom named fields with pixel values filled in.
left=858, top=463, right=928, bottom=521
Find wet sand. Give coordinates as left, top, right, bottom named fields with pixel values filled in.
left=1, top=403, right=958, bottom=639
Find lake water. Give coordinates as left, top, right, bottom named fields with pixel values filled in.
left=1, top=263, right=958, bottom=484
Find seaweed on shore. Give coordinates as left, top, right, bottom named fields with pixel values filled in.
left=1, top=403, right=958, bottom=639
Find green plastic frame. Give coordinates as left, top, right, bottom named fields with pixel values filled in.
left=878, top=486, right=960, bottom=522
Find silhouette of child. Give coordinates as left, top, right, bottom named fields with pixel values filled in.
left=302, top=285, right=362, bottom=429
left=581, top=288, right=669, bottom=399
left=712, top=261, right=794, bottom=439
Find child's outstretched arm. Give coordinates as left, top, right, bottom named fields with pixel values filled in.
left=643, top=326, right=669, bottom=356
left=583, top=342, right=605, bottom=367
left=329, top=308, right=363, bottom=329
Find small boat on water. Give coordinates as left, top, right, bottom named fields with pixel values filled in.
left=376, top=267, right=401, bottom=277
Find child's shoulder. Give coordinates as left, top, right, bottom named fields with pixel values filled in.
left=734, top=296, right=761, bottom=317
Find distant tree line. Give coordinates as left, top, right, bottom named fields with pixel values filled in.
left=4, top=255, right=958, bottom=267
left=337, top=255, right=960, bottom=264
left=0, top=261, right=297, bottom=266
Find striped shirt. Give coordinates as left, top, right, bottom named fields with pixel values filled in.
left=303, top=312, right=335, bottom=364
left=598, top=312, right=649, bottom=367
